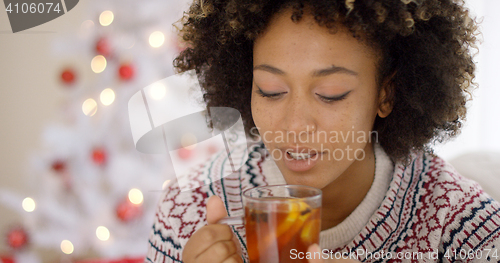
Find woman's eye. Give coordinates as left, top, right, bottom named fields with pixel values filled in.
left=317, top=90, right=352, bottom=103
left=256, top=87, right=286, bottom=99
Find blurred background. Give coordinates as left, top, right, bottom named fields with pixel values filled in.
left=0, top=0, right=499, bottom=262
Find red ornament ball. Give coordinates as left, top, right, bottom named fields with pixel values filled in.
left=92, top=148, right=107, bottom=166
left=61, top=68, right=76, bottom=84
left=0, top=256, right=14, bottom=263
left=177, top=147, right=193, bottom=160
left=51, top=160, right=66, bottom=173
left=118, top=63, right=135, bottom=81
left=7, top=227, right=28, bottom=249
left=95, top=37, right=111, bottom=57
left=116, top=199, right=143, bottom=222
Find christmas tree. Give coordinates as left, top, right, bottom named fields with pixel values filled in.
left=0, top=0, right=224, bottom=261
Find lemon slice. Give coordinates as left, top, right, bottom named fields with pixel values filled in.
left=300, top=218, right=321, bottom=243
left=276, top=201, right=311, bottom=235
left=275, top=201, right=315, bottom=247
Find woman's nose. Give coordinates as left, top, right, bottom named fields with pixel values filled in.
left=282, top=94, right=317, bottom=142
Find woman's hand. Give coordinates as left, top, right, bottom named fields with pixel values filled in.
left=307, top=244, right=361, bottom=263
left=183, top=195, right=243, bottom=263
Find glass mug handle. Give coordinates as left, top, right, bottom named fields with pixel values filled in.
left=217, top=216, right=244, bottom=225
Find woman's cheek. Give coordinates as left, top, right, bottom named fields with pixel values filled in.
left=252, top=102, right=268, bottom=138
left=253, top=98, right=274, bottom=125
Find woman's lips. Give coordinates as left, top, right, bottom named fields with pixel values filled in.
left=281, top=149, right=323, bottom=172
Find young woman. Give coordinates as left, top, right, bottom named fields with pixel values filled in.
left=146, top=0, right=500, bottom=262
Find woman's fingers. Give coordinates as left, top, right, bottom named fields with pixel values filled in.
left=221, top=253, right=244, bottom=263
left=207, top=195, right=229, bottom=224
left=183, top=224, right=235, bottom=262
left=183, top=195, right=244, bottom=263
left=195, top=240, right=242, bottom=263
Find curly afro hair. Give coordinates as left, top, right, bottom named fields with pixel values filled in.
left=173, top=0, right=479, bottom=162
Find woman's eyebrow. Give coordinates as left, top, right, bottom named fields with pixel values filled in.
left=313, top=65, right=358, bottom=77
left=253, top=64, right=358, bottom=77
left=253, top=64, right=285, bottom=75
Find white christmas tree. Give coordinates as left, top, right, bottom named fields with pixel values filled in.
left=0, top=0, right=223, bottom=261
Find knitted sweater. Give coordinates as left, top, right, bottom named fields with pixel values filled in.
left=146, top=142, right=500, bottom=262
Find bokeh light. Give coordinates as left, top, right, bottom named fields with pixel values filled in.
left=100, top=88, right=115, bottom=106
left=128, top=188, right=143, bottom=205
left=82, top=98, right=98, bottom=116
left=96, top=226, right=110, bottom=241
left=99, top=11, right=114, bottom=26
left=149, top=31, right=165, bottom=48
left=60, top=240, right=74, bottom=254
left=181, top=133, right=197, bottom=150
left=22, top=197, right=35, bottom=212
left=91, top=55, right=107, bottom=73
left=149, top=83, right=166, bottom=100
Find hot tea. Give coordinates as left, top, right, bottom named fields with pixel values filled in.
left=245, top=199, right=321, bottom=262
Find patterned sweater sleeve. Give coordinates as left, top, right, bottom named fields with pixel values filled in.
left=145, top=184, right=184, bottom=262
left=145, top=180, right=210, bottom=263
left=439, top=164, right=500, bottom=263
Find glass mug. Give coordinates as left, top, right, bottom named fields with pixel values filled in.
left=218, top=185, right=322, bottom=263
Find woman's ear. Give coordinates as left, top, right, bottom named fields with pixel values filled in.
left=377, top=72, right=395, bottom=118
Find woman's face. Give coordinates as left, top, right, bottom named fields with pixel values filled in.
left=251, top=9, right=390, bottom=190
